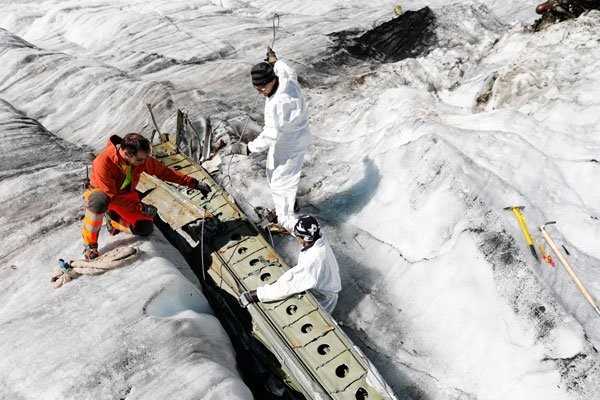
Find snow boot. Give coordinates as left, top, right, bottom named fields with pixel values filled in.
left=83, top=244, right=99, bottom=260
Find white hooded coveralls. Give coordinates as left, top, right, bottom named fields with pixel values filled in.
left=247, top=60, right=311, bottom=229
left=256, top=235, right=341, bottom=313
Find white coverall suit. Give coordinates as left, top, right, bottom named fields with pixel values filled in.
left=247, top=60, right=312, bottom=229
left=256, top=235, right=342, bottom=313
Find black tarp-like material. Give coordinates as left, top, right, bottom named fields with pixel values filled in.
left=346, top=7, right=436, bottom=63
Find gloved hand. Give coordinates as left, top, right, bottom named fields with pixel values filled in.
left=239, top=290, right=259, bottom=308
left=141, top=203, right=158, bottom=218
left=227, top=142, right=249, bottom=156
left=535, top=1, right=551, bottom=14
left=192, top=179, right=211, bottom=196
left=265, top=47, right=277, bottom=65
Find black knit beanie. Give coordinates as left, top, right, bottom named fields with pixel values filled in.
left=251, top=62, right=276, bottom=86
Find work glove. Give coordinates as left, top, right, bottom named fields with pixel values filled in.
left=535, top=1, right=552, bottom=14
left=141, top=203, right=158, bottom=218
left=265, top=47, right=277, bottom=65
left=239, top=290, right=259, bottom=308
left=227, top=142, right=249, bottom=156
left=192, top=178, right=211, bottom=196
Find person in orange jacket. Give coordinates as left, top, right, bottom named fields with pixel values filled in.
left=82, top=132, right=211, bottom=259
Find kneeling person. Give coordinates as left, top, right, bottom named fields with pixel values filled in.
left=239, top=215, right=341, bottom=313
left=82, top=133, right=211, bottom=259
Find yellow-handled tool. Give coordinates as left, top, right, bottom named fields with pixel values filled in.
left=504, top=206, right=539, bottom=261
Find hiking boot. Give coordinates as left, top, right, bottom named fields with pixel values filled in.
left=104, top=213, right=120, bottom=236
left=254, top=206, right=278, bottom=224
left=83, top=244, right=99, bottom=260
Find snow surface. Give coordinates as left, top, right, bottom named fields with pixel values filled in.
left=1, top=1, right=599, bottom=399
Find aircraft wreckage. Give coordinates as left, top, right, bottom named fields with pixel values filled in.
left=137, top=107, right=398, bottom=400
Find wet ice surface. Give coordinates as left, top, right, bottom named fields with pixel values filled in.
left=0, top=1, right=599, bottom=399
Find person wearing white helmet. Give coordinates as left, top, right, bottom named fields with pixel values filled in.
left=228, top=48, right=311, bottom=231
left=239, top=215, right=341, bottom=313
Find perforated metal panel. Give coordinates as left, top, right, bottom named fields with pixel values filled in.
left=140, top=141, right=398, bottom=400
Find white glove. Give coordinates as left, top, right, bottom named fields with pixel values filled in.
left=239, top=290, right=259, bottom=307
left=227, top=142, right=249, bottom=156
left=265, top=47, right=277, bottom=65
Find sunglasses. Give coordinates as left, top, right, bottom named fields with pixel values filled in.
left=254, top=79, right=275, bottom=93
left=254, top=83, right=269, bottom=92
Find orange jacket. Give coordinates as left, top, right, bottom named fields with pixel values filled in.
left=89, top=135, right=195, bottom=213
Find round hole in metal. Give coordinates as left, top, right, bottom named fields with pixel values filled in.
left=355, top=387, right=369, bottom=399
left=286, top=304, right=297, bottom=315
left=317, top=344, right=330, bottom=355
left=301, top=323, right=313, bottom=334
left=238, top=247, right=247, bottom=254
left=260, top=273, right=271, bottom=282
left=335, top=364, right=349, bottom=378
left=249, top=259, right=259, bottom=266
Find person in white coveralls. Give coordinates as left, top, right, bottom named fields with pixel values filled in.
left=239, top=215, right=342, bottom=313
left=228, top=48, right=311, bottom=231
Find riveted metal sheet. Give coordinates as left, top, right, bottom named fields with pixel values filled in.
left=143, top=190, right=208, bottom=230
left=241, top=263, right=287, bottom=289
left=177, top=164, right=204, bottom=176
left=157, top=154, right=188, bottom=167
left=296, top=328, right=347, bottom=367
left=140, top=175, right=210, bottom=229
left=264, top=297, right=319, bottom=328
left=217, top=237, right=265, bottom=265
left=207, top=268, right=237, bottom=298
left=344, top=377, right=386, bottom=400
left=166, top=159, right=194, bottom=172
left=317, top=350, right=368, bottom=394
left=152, top=146, right=178, bottom=158
left=206, top=197, right=236, bottom=219
left=282, top=310, right=335, bottom=348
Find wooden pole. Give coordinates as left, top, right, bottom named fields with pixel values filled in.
left=146, top=103, right=168, bottom=143
left=176, top=109, right=185, bottom=150
left=540, top=222, right=600, bottom=317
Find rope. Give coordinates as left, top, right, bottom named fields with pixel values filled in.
left=200, top=218, right=207, bottom=283
left=271, top=13, right=280, bottom=49
left=203, top=13, right=283, bottom=250
left=50, top=246, right=140, bottom=288
left=222, top=92, right=259, bottom=187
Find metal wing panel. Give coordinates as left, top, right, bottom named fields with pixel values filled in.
left=146, top=140, right=398, bottom=400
